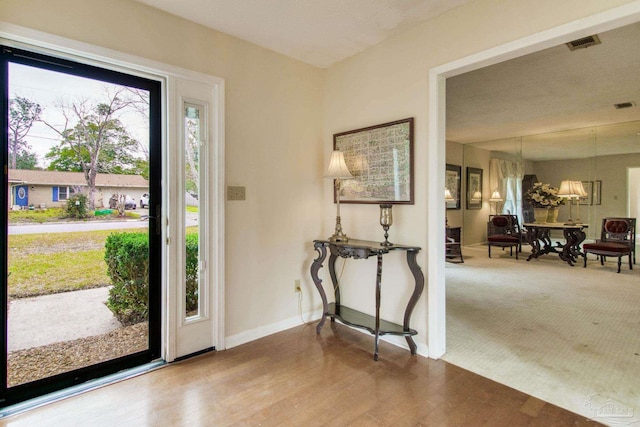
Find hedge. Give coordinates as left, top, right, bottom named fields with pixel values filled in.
left=105, top=232, right=199, bottom=325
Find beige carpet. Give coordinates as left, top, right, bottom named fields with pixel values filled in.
left=443, top=244, right=640, bottom=426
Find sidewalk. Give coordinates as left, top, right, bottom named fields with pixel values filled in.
left=8, top=287, right=121, bottom=352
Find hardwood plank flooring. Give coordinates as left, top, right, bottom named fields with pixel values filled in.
left=2, top=323, right=602, bottom=426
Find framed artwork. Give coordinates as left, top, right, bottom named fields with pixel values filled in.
left=334, top=118, right=414, bottom=204
left=446, top=164, right=461, bottom=210
left=593, top=180, right=602, bottom=205
left=466, top=167, right=483, bottom=210
left=579, top=181, right=593, bottom=205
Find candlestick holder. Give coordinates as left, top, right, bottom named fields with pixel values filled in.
left=379, top=204, right=393, bottom=246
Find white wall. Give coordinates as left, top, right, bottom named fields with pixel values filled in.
left=0, top=0, right=325, bottom=340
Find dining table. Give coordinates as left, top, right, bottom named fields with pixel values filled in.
left=523, top=222, right=589, bottom=266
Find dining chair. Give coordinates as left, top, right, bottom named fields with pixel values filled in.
left=582, top=217, right=636, bottom=273
left=487, top=215, right=522, bottom=260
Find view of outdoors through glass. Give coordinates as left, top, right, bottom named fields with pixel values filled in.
left=7, top=62, right=151, bottom=387
left=184, top=103, right=201, bottom=319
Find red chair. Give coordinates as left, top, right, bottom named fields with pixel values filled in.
left=487, top=215, right=522, bottom=260
left=582, top=218, right=636, bottom=273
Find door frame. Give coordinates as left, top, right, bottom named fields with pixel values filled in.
left=0, top=23, right=226, bottom=364
left=427, top=2, right=640, bottom=358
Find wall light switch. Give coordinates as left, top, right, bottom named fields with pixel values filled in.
left=227, top=186, right=246, bottom=201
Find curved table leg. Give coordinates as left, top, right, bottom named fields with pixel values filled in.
left=404, top=250, right=425, bottom=355
left=560, top=228, right=586, bottom=266
left=526, top=227, right=542, bottom=261
left=310, top=242, right=328, bottom=334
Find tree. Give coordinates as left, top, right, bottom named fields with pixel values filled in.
left=9, top=97, right=42, bottom=169
left=15, top=152, right=39, bottom=170
left=184, top=111, right=200, bottom=197
left=42, top=87, right=146, bottom=209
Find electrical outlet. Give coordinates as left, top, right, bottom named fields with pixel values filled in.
left=294, top=279, right=301, bottom=293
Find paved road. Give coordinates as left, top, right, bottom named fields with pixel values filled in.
left=9, top=210, right=199, bottom=234
left=9, top=219, right=150, bottom=235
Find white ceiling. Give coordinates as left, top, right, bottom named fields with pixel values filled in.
left=447, top=22, right=640, bottom=160
left=133, top=0, right=639, bottom=161
left=134, top=0, right=472, bottom=68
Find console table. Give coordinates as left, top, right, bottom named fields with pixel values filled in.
left=524, top=223, right=588, bottom=266
left=446, top=226, right=464, bottom=263
left=310, top=239, right=424, bottom=361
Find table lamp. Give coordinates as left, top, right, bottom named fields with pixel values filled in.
left=325, top=150, right=353, bottom=242
left=489, top=190, right=503, bottom=215
left=445, top=188, right=454, bottom=226
left=572, top=180, right=587, bottom=224
left=558, top=180, right=579, bottom=225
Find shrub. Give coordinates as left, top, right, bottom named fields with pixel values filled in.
left=105, top=233, right=149, bottom=326
left=185, top=234, right=199, bottom=316
left=105, top=232, right=199, bottom=325
left=65, top=193, right=88, bottom=219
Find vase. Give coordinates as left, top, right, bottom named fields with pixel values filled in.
left=546, top=207, right=559, bottom=223
left=534, top=208, right=548, bottom=223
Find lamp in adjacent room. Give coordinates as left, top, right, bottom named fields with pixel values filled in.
left=325, top=150, right=353, bottom=242
left=445, top=188, right=454, bottom=226
left=558, top=180, right=579, bottom=225
left=489, top=190, right=503, bottom=215
left=572, top=180, right=587, bottom=224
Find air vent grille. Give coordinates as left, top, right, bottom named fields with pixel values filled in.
left=566, top=35, right=601, bottom=51
left=614, top=102, right=636, bottom=109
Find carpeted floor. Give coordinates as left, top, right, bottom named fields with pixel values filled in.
left=443, top=244, right=640, bottom=426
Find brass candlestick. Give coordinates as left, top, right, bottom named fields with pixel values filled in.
left=379, top=204, right=393, bottom=246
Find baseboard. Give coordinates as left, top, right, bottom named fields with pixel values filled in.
left=225, top=310, right=322, bottom=349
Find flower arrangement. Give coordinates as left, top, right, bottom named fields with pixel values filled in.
left=525, top=182, right=565, bottom=208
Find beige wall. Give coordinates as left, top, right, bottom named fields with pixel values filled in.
left=0, top=0, right=325, bottom=339
left=2, top=0, right=637, bottom=352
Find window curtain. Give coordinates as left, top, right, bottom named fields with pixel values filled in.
left=489, top=158, right=523, bottom=222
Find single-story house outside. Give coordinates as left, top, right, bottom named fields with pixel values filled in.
left=8, top=169, right=149, bottom=209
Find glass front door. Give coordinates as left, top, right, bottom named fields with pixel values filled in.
left=1, top=46, right=162, bottom=405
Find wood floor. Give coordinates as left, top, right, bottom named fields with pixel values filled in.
left=2, top=323, right=602, bottom=426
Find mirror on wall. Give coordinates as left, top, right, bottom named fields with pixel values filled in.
left=455, top=120, right=640, bottom=245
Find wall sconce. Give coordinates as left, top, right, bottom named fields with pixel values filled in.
left=324, top=150, right=353, bottom=242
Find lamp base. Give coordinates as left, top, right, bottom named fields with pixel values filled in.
left=329, top=215, right=348, bottom=242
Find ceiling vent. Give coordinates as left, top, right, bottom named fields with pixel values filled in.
left=614, top=101, right=636, bottom=109
left=566, top=35, right=601, bottom=51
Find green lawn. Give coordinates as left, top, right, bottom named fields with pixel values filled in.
left=8, top=228, right=146, bottom=299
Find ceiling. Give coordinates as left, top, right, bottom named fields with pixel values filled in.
left=134, top=0, right=472, bottom=68
left=133, top=0, right=639, bottom=161
left=446, top=22, right=640, bottom=161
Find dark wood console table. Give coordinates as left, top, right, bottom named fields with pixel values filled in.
left=310, top=239, right=424, bottom=360
left=446, top=226, right=464, bottom=263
